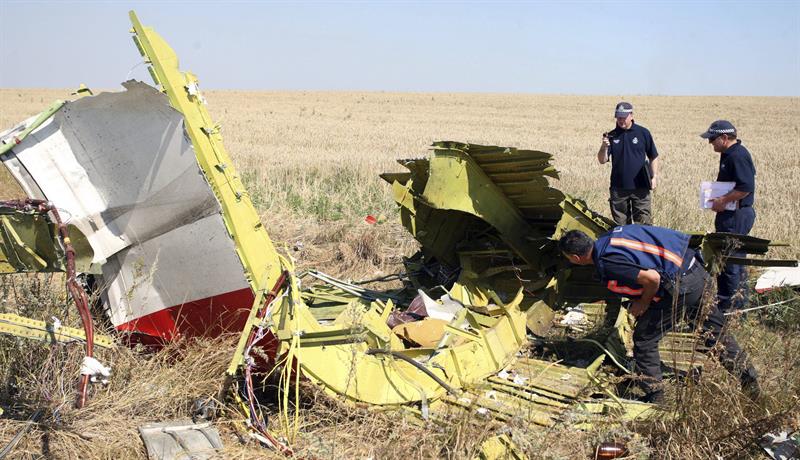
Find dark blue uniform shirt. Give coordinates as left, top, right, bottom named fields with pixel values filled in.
left=596, top=248, right=696, bottom=296
left=591, top=225, right=691, bottom=299
left=607, top=122, right=658, bottom=190
left=716, top=140, right=756, bottom=207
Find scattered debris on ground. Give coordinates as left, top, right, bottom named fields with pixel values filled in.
left=1, top=10, right=798, bottom=460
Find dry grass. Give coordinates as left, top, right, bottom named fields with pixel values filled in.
left=0, top=272, right=235, bottom=459
left=635, top=311, right=800, bottom=458
left=2, top=89, right=799, bottom=250
left=211, top=91, right=800, bottom=255
left=1, top=88, right=799, bottom=458
left=0, top=337, right=233, bottom=459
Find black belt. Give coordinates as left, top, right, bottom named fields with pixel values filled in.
left=721, top=204, right=751, bottom=211
left=680, top=255, right=703, bottom=277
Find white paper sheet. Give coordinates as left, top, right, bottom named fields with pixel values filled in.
left=700, top=181, right=737, bottom=211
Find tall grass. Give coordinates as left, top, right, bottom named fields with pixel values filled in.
left=1, top=88, right=799, bottom=458
left=2, top=89, right=798, bottom=249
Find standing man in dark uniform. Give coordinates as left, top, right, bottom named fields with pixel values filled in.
left=700, top=120, right=756, bottom=313
left=598, top=102, right=660, bottom=226
left=558, top=226, right=759, bottom=403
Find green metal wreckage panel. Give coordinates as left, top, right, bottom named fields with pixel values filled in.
left=1, top=13, right=793, bottom=458
left=382, top=142, right=569, bottom=271
left=0, top=207, right=94, bottom=274
left=382, top=142, right=621, bottom=310
left=382, top=141, right=794, bottom=310
left=378, top=139, right=791, bottom=385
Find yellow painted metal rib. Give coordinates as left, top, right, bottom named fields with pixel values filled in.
left=420, top=148, right=543, bottom=266
left=128, top=11, right=281, bottom=295
left=292, top=299, right=528, bottom=406
left=431, top=142, right=564, bottom=220
left=0, top=313, right=115, bottom=349
left=429, top=357, right=600, bottom=428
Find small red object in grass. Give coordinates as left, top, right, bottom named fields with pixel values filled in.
left=595, top=442, right=629, bottom=459
left=365, top=215, right=377, bottom=225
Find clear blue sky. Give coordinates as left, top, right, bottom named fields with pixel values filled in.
left=1, top=1, right=798, bottom=96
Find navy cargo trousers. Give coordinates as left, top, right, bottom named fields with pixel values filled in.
left=714, top=207, right=756, bottom=313
left=632, top=252, right=758, bottom=402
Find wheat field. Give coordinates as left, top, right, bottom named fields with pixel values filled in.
left=2, top=89, right=799, bottom=250
left=1, top=88, right=799, bottom=458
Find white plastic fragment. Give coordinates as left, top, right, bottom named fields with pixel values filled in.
left=185, top=82, right=199, bottom=96
left=185, top=82, right=207, bottom=105
left=418, top=289, right=463, bottom=322
left=80, top=356, right=112, bottom=384
left=497, top=369, right=511, bottom=379
left=512, top=374, right=529, bottom=385
left=560, top=309, right=587, bottom=326
left=755, top=266, right=800, bottom=293
left=50, top=316, right=62, bottom=332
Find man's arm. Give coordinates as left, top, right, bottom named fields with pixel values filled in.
left=712, top=151, right=754, bottom=212
left=645, top=130, right=659, bottom=190
left=628, top=269, right=661, bottom=317
left=598, top=135, right=610, bottom=164
left=649, top=157, right=659, bottom=190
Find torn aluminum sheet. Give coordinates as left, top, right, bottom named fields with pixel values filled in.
left=756, top=266, right=800, bottom=293
left=139, top=420, right=223, bottom=460
left=0, top=81, right=252, bottom=342
left=760, top=431, right=800, bottom=460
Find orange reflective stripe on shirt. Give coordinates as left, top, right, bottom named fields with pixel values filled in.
left=607, top=280, right=642, bottom=296
left=607, top=280, right=661, bottom=302
left=609, top=237, right=684, bottom=267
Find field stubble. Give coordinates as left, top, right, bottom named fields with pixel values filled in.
left=1, top=88, right=799, bottom=458
left=2, top=89, right=799, bottom=251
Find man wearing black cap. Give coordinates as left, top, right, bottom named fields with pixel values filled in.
left=701, top=120, right=757, bottom=313
left=598, top=102, right=659, bottom=226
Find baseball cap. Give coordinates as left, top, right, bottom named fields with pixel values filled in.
left=614, top=102, right=633, bottom=118
left=700, top=120, right=737, bottom=139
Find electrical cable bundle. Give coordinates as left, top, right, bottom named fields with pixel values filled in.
left=1, top=199, right=95, bottom=408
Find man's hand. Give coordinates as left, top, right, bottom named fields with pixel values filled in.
left=711, top=197, right=728, bottom=212
left=631, top=268, right=661, bottom=318
left=650, top=176, right=658, bottom=190
left=711, top=190, right=748, bottom=213
left=629, top=299, right=650, bottom=317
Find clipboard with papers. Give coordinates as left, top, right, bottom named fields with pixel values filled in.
left=700, top=181, right=738, bottom=211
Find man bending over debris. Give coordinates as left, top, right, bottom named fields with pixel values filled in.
left=558, top=225, right=760, bottom=403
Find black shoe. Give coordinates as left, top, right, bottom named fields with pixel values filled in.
left=639, top=390, right=665, bottom=404
left=687, top=366, right=703, bottom=385
left=741, top=375, right=762, bottom=401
